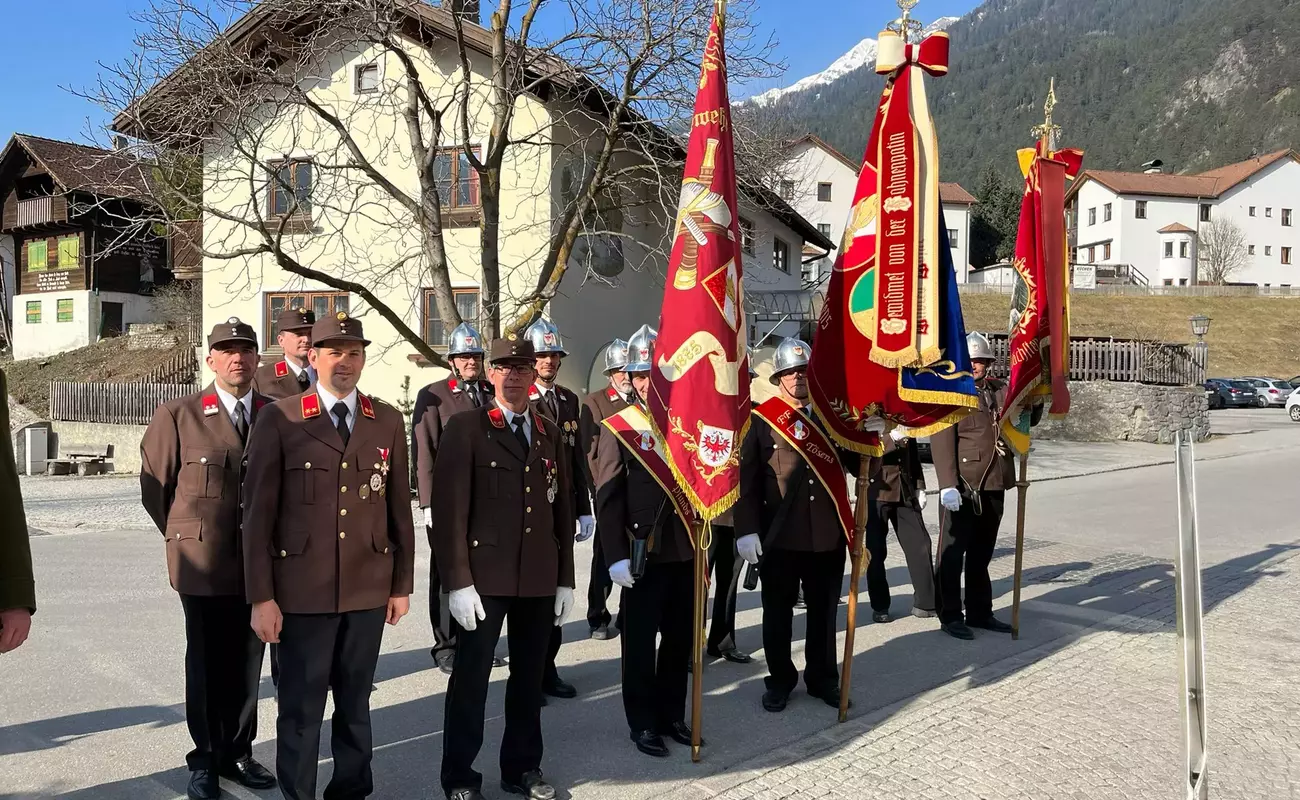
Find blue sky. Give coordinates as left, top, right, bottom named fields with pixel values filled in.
left=0, top=0, right=981, bottom=147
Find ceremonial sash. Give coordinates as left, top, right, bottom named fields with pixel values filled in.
left=603, top=405, right=697, bottom=538
left=753, top=398, right=855, bottom=546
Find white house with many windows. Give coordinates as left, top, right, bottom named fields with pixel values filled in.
left=776, top=133, right=978, bottom=284
left=1067, top=149, right=1300, bottom=287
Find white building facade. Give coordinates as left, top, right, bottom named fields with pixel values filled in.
left=1068, top=150, right=1300, bottom=287
left=776, top=134, right=978, bottom=284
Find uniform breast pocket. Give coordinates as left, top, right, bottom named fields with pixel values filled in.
left=958, top=444, right=983, bottom=466
left=287, top=459, right=329, bottom=504
left=476, top=464, right=501, bottom=499
left=180, top=447, right=228, bottom=499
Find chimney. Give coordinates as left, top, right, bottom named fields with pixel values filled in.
left=442, top=0, right=481, bottom=25
left=1141, top=159, right=1164, bottom=174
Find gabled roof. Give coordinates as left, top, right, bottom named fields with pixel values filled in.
left=1068, top=150, right=1299, bottom=201
left=1157, top=222, right=1196, bottom=234
left=784, top=133, right=977, bottom=205
left=0, top=134, right=155, bottom=200
left=939, top=182, right=977, bottom=205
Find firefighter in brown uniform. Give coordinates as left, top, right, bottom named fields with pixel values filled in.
left=734, top=337, right=868, bottom=714
left=930, top=331, right=1022, bottom=640
left=252, top=308, right=316, bottom=399
left=592, top=324, right=697, bottom=759
left=577, top=338, right=631, bottom=639
left=524, top=319, right=591, bottom=702
left=864, top=427, right=937, bottom=623
left=243, top=313, right=415, bottom=800
left=140, top=317, right=276, bottom=800
left=0, top=366, right=35, bottom=656
left=432, top=336, right=575, bottom=800
left=412, top=322, right=500, bottom=674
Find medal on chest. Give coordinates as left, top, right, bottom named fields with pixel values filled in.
left=544, top=457, right=558, bottom=503
left=372, top=447, right=391, bottom=497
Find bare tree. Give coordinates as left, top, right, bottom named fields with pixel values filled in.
left=1197, top=217, right=1248, bottom=285
left=80, top=0, right=780, bottom=367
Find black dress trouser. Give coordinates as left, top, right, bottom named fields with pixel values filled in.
left=585, top=533, right=617, bottom=630
left=179, top=594, right=265, bottom=772
left=619, top=560, right=693, bottom=733
left=276, top=607, right=387, bottom=800
left=706, top=525, right=743, bottom=653
left=428, top=524, right=458, bottom=656
left=441, top=595, right=554, bottom=795
left=865, top=498, right=937, bottom=613
left=935, top=490, right=1005, bottom=625
left=760, top=547, right=845, bottom=696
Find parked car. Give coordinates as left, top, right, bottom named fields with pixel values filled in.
left=1240, top=377, right=1294, bottom=408
left=1288, top=375, right=1300, bottom=389
left=1288, top=387, right=1300, bottom=422
left=1204, top=378, right=1258, bottom=409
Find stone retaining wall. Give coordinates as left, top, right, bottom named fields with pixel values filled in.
left=1034, top=381, right=1210, bottom=444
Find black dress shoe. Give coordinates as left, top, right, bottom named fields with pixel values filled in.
left=658, top=721, right=703, bottom=747
left=810, top=686, right=849, bottom=709
left=630, top=729, right=670, bottom=757
left=448, top=789, right=485, bottom=800
left=911, top=607, right=937, bottom=619
left=590, top=623, right=618, bottom=640
left=187, top=770, right=219, bottom=800
left=762, top=689, right=790, bottom=712
left=434, top=649, right=455, bottom=675
left=968, top=616, right=1014, bottom=633
left=941, top=620, right=975, bottom=640
left=872, top=611, right=893, bottom=624
left=542, top=677, right=577, bottom=699
left=501, top=770, right=555, bottom=800
left=707, top=647, right=753, bottom=664
left=221, top=756, right=276, bottom=789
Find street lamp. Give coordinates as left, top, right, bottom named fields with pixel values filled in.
left=1188, top=314, right=1211, bottom=341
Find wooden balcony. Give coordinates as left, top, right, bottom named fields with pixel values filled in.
left=1, top=194, right=68, bottom=232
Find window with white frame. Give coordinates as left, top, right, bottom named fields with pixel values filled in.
left=1179, top=241, right=1188, bottom=258
left=1266, top=207, right=1273, bottom=218
left=1135, top=200, right=1147, bottom=219
left=1250, top=206, right=1257, bottom=217
left=948, top=228, right=959, bottom=248
left=1088, top=207, right=1096, bottom=226
left=1283, top=247, right=1293, bottom=265
left=1265, top=245, right=1273, bottom=256
left=816, top=183, right=832, bottom=202
left=1103, top=203, right=1112, bottom=222
left=773, top=237, right=789, bottom=272
left=1200, top=203, right=1211, bottom=222
left=354, top=62, right=380, bottom=94
left=1163, top=241, right=1173, bottom=258
left=1284, top=209, right=1293, bottom=227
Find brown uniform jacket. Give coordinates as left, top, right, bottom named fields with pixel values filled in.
left=430, top=405, right=575, bottom=598
left=252, top=359, right=312, bottom=400
left=869, top=435, right=926, bottom=505
left=0, top=368, right=35, bottom=614
left=930, top=378, right=1015, bottom=493
left=529, top=383, right=592, bottom=517
left=412, top=377, right=493, bottom=507
left=580, top=384, right=630, bottom=485
left=734, top=407, right=849, bottom=553
left=592, top=424, right=693, bottom=566
left=242, top=391, right=416, bottom=614
left=140, top=386, right=271, bottom=597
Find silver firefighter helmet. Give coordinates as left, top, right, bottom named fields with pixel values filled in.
left=447, top=322, right=486, bottom=358
left=625, top=324, right=658, bottom=373
left=602, top=338, right=630, bottom=374
left=966, top=331, right=994, bottom=362
left=769, top=337, right=812, bottom=385
left=525, top=318, right=567, bottom=356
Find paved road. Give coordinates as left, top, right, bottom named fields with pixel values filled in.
left=2, top=413, right=1298, bottom=798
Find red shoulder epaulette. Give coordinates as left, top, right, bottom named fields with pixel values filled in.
left=275, top=361, right=290, bottom=378
left=487, top=407, right=506, bottom=428
left=201, top=393, right=220, bottom=416
left=606, top=386, right=620, bottom=402
left=359, top=394, right=376, bottom=419
left=301, top=393, right=321, bottom=419
left=528, top=385, right=542, bottom=401
left=254, top=395, right=270, bottom=411
left=448, top=378, right=461, bottom=393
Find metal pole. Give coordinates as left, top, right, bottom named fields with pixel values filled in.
left=1174, top=430, right=1209, bottom=799
left=690, top=520, right=709, bottom=762
left=1010, top=451, right=1030, bottom=639
left=838, top=453, right=872, bottom=722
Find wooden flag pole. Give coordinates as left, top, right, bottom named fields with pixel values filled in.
left=690, top=520, right=709, bottom=761
left=839, top=453, right=872, bottom=722
left=1010, top=451, right=1029, bottom=639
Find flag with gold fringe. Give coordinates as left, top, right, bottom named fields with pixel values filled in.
left=648, top=0, right=749, bottom=521
left=808, top=21, right=977, bottom=454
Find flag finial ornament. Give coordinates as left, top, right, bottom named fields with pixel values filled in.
left=1032, top=77, right=1062, bottom=149
left=890, top=0, right=924, bottom=43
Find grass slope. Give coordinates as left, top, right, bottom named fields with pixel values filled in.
left=960, top=293, right=1300, bottom=380
left=1, top=338, right=192, bottom=411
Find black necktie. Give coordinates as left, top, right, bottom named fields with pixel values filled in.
left=297, top=369, right=310, bottom=390
left=332, top=402, right=351, bottom=446
left=233, top=400, right=249, bottom=444
left=468, top=383, right=482, bottom=408
left=511, top=415, right=530, bottom=453
left=543, top=389, right=559, bottom=422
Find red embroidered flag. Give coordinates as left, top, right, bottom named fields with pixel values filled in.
left=648, top=2, right=749, bottom=520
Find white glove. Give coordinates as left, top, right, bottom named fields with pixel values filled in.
left=423, top=507, right=433, bottom=528
left=609, top=559, right=636, bottom=589
left=940, top=487, right=962, bottom=512
left=736, top=533, right=763, bottom=566
left=554, top=586, right=575, bottom=626
left=862, top=417, right=887, bottom=434
left=916, top=490, right=928, bottom=511
left=448, top=586, right=487, bottom=632
left=575, top=515, right=595, bottom=542
left=889, top=426, right=908, bottom=442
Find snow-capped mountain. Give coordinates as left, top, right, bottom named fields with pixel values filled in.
left=746, top=16, right=961, bottom=106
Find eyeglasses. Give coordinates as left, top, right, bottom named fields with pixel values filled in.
left=491, top=363, right=534, bottom=375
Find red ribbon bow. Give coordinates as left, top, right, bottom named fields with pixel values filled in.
left=875, top=30, right=950, bottom=78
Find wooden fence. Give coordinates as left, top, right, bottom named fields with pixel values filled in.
left=49, top=381, right=192, bottom=426
left=139, top=349, right=198, bottom=385
left=986, top=334, right=1206, bottom=386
